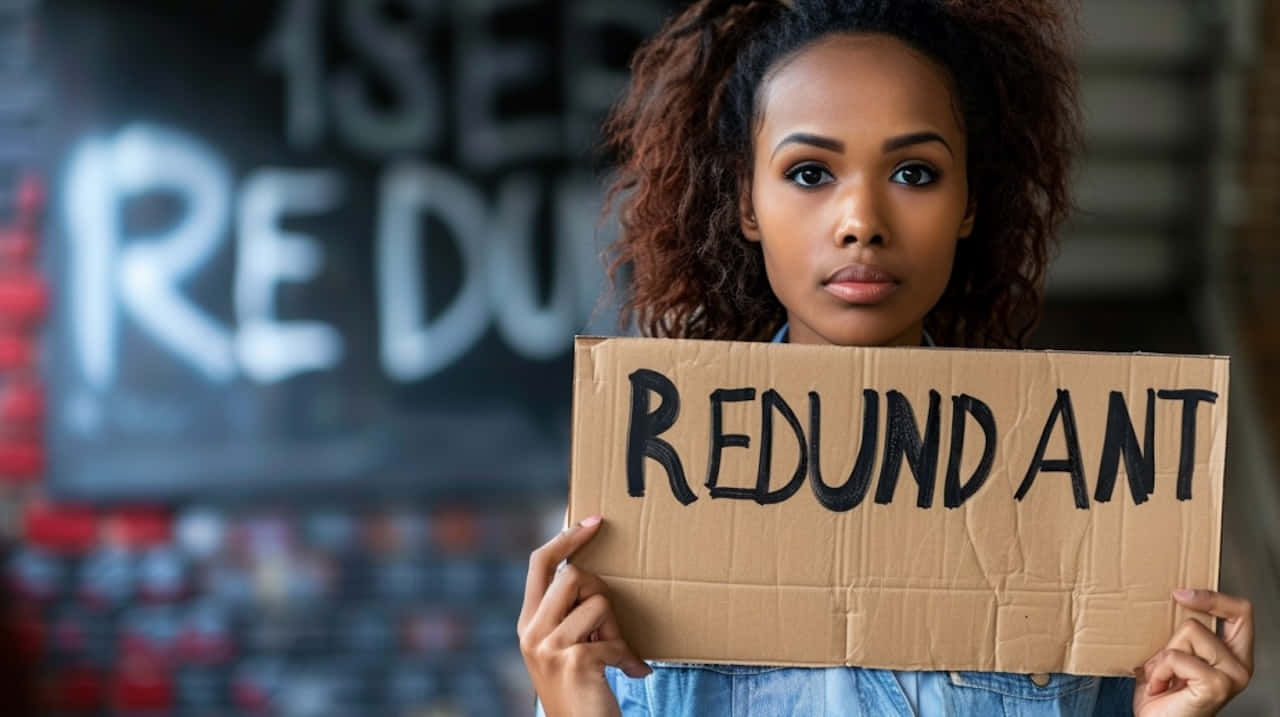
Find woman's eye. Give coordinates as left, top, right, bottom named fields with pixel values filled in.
left=786, top=165, right=833, bottom=188
left=891, top=164, right=937, bottom=186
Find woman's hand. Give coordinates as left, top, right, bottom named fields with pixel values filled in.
left=1133, top=589, right=1254, bottom=716
left=518, top=514, right=652, bottom=717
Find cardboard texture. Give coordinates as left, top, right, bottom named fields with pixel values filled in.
left=568, top=337, right=1228, bottom=676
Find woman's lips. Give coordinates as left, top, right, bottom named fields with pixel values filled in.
left=823, top=263, right=900, bottom=305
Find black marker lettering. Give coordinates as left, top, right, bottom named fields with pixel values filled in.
left=1094, top=389, right=1154, bottom=505
left=754, top=389, right=807, bottom=504
left=943, top=394, right=997, bottom=508
left=1016, top=389, right=1089, bottom=509
left=625, top=369, right=695, bottom=505
left=705, top=387, right=756, bottom=501
left=808, top=390, right=879, bottom=511
left=1157, top=389, right=1218, bottom=500
left=875, top=390, right=942, bottom=508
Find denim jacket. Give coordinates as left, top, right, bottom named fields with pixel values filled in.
left=532, top=662, right=1135, bottom=715
left=534, top=325, right=1137, bottom=715
left=594, top=662, right=1136, bottom=715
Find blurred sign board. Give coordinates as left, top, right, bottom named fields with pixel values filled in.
left=43, top=0, right=675, bottom=499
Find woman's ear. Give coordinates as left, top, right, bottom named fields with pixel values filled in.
left=739, top=185, right=762, bottom=242
left=958, top=199, right=976, bottom=239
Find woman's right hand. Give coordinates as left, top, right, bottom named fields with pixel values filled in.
left=518, top=514, right=652, bottom=717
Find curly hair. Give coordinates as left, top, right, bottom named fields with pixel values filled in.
left=602, top=0, right=1081, bottom=348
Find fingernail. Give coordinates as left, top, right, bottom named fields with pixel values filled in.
left=579, top=514, right=602, bottom=528
left=1173, top=588, right=1195, bottom=600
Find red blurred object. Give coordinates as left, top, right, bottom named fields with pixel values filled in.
left=0, top=333, right=35, bottom=370
left=0, top=611, right=41, bottom=716
left=117, top=608, right=179, bottom=661
left=48, top=665, right=105, bottom=714
left=11, top=610, right=45, bottom=664
left=431, top=509, right=479, bottom=554
left=231, top=682, right=275, bottom=715
left=14, top=173, right=43, bottom=219
left=111, top=655, right=174, bottom=713
left=51, top=613, right=88, bottom=655
left=0, top=381, right=43, bottom=423
left=0, top=227, right=37, bottom=264
left=0, top=438, right=43, bottom=480
left=24, top=504, right=97, bottom=554
left=118, top=632, right=166, bottom=663
left=231, top=661, right=282, bottom=715
left=176, top=625, right=234, bottom=665
left=0, top=272, right=48, bottom=324
left=103, top=509, right=172, bottom=549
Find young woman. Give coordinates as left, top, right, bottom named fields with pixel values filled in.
left=518, top=0, right=1256, bottom=713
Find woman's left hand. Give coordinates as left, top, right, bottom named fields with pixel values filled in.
left=1133, top=589, right=1254, bottom=716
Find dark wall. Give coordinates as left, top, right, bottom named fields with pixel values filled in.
left=42, top=0, right=678, bottom=501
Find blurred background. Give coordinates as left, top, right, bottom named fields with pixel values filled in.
left=0, top=0, right=1276, bottom=714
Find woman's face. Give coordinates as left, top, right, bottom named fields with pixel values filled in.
left=742, top=33, right=973, bottom=347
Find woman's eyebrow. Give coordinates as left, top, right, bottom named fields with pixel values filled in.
left=770, top=132, right=844, bottom=159
left=882, top=131, right=951, bottom=155
left=770, top=131, right=952, bottom=159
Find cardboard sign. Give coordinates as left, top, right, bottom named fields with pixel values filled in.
left=568, top=337, right=1229, bottom=676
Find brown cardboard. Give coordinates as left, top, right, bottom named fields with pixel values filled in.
left=567, top=337, right=1228, bottom=676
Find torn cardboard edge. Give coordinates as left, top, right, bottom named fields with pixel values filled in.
left=568, top=336, right=1227, bottom=676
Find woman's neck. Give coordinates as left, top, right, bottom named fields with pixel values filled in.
left=782, top=316, right=926, bottom=347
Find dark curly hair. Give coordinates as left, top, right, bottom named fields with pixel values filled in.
left=602, top=0, right=1081, bottom=348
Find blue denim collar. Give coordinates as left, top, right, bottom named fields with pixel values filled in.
left=770, top=323, right=936, bottom=346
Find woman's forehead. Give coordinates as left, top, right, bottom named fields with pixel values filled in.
left=754, top=33, right=965, bottom=151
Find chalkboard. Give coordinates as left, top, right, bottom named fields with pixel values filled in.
left=42, top=0, right=676, bottom=500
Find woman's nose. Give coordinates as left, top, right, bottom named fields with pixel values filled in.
left=832, top=181, right=887, bottom=246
